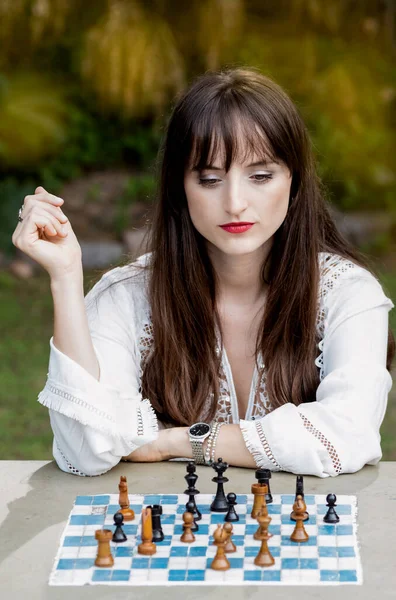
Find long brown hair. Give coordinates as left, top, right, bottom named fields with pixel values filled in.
left=98, top=66, right=395, bottom=426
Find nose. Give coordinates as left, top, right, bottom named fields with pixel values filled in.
left=222, top=176, right=248, bottom=217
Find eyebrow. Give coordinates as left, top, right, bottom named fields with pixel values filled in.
left=192, top=160, right=279, bottom=171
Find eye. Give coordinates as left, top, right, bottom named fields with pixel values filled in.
left=198, top=174, right=273, bottom=187
left=198, top=178, right=219, bottom=187
left=251, top=174, right=273, bottom=183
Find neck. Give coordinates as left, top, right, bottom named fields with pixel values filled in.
left=209, top=243, right=270, bottom=308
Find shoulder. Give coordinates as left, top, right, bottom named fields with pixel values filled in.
left=318, top=251, right=394, bottom=333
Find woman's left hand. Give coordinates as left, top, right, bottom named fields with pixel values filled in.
left=122, top=427, right=191, bottom=463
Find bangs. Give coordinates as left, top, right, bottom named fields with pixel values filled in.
left=186, top=94, right=281, bottom=173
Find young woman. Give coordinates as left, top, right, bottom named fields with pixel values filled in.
left=12, top=67, right=395, bottom=478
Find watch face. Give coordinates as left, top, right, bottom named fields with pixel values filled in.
left=190, top=423, right=210, bottom=437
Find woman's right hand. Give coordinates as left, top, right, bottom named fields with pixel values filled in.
left=11, top=186, right=83, bottom=281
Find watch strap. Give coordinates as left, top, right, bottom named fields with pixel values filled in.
left=191, top=439, right=207, bottom=465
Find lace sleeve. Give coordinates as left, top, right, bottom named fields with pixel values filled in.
left=240, top=269, right=394, bottom=477
left=38, top=266, right=158, bottom=476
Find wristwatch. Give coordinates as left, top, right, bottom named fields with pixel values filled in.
left=188, top=422, right=212, bottom=465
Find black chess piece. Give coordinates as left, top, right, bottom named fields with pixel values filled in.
left=296, top=475, right=305, bottom=498
left=210, top=457, right=229, bottom=512
left=224, top=493, right=239, bottom=522
left=147, top=504, right=164, bottom=542
left=290, top=475, right=309, bottom=522
left=184, top=461, right=202, bottom=521
left=255, top=468, right=273, bottom=504
left=112, top=512, right=127, bottom=543
left=186, top=500, right=199, bottom=532
left=323, top=493, right=340, bottom=523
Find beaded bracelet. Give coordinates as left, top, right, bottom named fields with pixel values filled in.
left=210, top=422, right=225, bottom=464
left=204, top=421, right=220, bottom=465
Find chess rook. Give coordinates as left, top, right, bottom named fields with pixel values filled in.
left=251, top=483, right=268, bottom=519
left=94, top=529, right=114, bottom=567
left=255, top=468, right=273, bottom=504
left=147, top=504, right=164, bottom=542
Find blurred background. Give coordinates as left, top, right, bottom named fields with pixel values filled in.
left=0, top=0, right=395, bottom=460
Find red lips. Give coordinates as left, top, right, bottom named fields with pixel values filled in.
left=220, top=222, right=254, bottom=226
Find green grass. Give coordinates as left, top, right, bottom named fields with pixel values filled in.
left=0, top=264, right=395, bottom=461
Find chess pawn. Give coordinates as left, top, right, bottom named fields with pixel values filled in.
left=223, top=522, right=237, bottom=553
left=117, top=475, right=135, bottom=521
left=224, top=493, right=239, bottom=522
left=186, top=500, right=199, bottom=532
left=137, top=507, right=157, bottom=555
left=290, top=495, right=309, bottom=542
left=254, top=507, right=275, bottom=567
left=94, top=529, right=114, bottom=567
left=323, top=494, right=340, bottom=523
left=112, top=512, right=127, bottom=543
left=210, top=525, right=230, bottom=570
left=251, top=483, right=268, bottom=519
left=180, top=512, right=196, bottom=543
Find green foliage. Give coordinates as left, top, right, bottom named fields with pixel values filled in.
left=0, top=99, right=162, bottom=256
left=113, top=173, right=157, bottom=235
left=0, top=177, right=37, bottom=257
left=0, top=0, right=395, bottom=251
left=34, top=102, right=162, bottom=193
left=235, top=27, right=396, bottom=213
left=0, top=72, right=70, bottom=169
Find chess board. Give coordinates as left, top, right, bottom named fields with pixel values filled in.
left=49, top=493, right=362, bottom=586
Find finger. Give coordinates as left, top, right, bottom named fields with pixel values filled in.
left=42, top=216, right=68, bottom=237
left=22, top=202, right=69, bottom=225
left=31, top=212, right=67, bottom=237
left=24, top=192, right=64, bottom=208
left=14, top=213, right=66, bottom=248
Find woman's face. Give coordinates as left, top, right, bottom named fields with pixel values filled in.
left=184, top=141, right=293, bottom=258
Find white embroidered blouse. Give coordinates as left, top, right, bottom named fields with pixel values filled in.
left=37, top=251, right=394, bottom=478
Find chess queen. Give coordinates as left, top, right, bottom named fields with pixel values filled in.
left=29, top=67, right=394, bottom=478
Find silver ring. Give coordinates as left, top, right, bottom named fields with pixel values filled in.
left=18, top=206, right=24, bottom=222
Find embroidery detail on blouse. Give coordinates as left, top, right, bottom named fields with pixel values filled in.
left=46, top=383, right=116, bottom=423
left=314, top=253, right=357, bottom=382
left=255, top=420, right=283, bottom=470
left=138, top=315, right=234, bottom=424
left=136, top=253, right=358, bottom=427
left=213, top=338, right=233, bottom=423
left=298, top=413, right=342, bottom=474
left=250, top=252, right=358, bottom=419
left=137, top=407, right=144, bottom=436
left=55, top=441, right=89, bottom=477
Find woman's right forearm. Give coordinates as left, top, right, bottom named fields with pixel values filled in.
left=50, top=270, right=100, bottom=381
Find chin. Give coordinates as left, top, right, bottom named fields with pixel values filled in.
left=211, top=240, right=267, bottom=256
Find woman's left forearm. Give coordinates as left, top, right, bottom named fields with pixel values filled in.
left=166, top=424, right=257, bottom=468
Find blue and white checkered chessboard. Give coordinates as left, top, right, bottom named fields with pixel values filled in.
left=49, top=493, right=362, bottom=586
